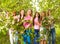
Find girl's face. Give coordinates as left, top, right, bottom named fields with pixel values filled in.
left=36, top=13, right=39, bottom=17
left=27, top=9, right=32, bottom=15
left=20, top=10, right=24, bottom=15
left=48, top=10, right=51, bottom=15
left=42, top=12, right=45, bottom=17
left=13, top=12, right=16, bottom=16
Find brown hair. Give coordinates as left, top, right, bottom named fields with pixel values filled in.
left=47, top=9, right=51, bottom=16
left=42, top=11, right=46, bottom=17
left=13, top=11, right=16, bottom=16
left=19, top=9, right=25, bottom=19
left=33, top=12, right=40, bottom=25
left=27, top=9, right=33, bottom=16
left=40, top=11, right=46, bottom=21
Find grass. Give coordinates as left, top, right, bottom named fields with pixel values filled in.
left=0, top=24, right=60, bottom=44
left=55, top=24, right=60, bottom=44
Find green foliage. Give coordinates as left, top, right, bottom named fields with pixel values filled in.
left=0, top=0, right=60, bottom=44
left=0, top=0, right=32, bottom=12
left=39, top=0, right=60, bottom=24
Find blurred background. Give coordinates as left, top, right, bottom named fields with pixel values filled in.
left=0, top=0, right=60, bottom=44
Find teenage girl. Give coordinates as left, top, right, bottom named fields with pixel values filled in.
left=20, top=9, right=25, bottom=20
left=47, top=9, right=55, bottom=44
left=33, top=12, right=41, bottom=44
left=23, top=9, right=33, bottom=44
left=19, top=9, right=25, bottom=44
left=13, top=11, right=19, bottom=44
left=40, top=11, right=47, bottom=44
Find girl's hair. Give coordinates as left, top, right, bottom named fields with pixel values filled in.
left=41, top=11, right=46, bottom=21
left=13, top=11, right=16, bottom=16
left=47, top=9, right=51, bottom=16
left=33, top=12, right=40, bottom=25
left=42, top=11, right=46, bottom=17
left=19, top=9, right=25, bottom=19
left=27, top=9, right=33, bottom=16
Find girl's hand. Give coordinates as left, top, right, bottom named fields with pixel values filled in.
left=25, top=24, right=31, bottom=29
left=35, top=21, right=40, bottom=25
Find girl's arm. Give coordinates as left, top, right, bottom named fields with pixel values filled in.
left=35, top=21, right=40, bottom=26
left=25, top=24, right=31, bottom=29
left=36, top=20, right=42, bottom=27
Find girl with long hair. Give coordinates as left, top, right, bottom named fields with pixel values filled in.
left=47, top=9, right=55, bottom=44
left=33, top=12, right=41, bottom=44
left=13, top=11, right=19, bottom=44
left=23, top=9, right=33, bottom=44
left=40, top=11, right=47, bottom=44
left=19, top=9, right=25, bottom=20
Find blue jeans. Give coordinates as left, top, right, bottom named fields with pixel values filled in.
left=14, top=31, right=18, bottom=44
left=15, top=36, right=18, bottom=44
left=22, top=29, right=31, bottom=44
left=34, top=29, right=40, bottom=44
left=48, top=28, right=56, bottom=44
